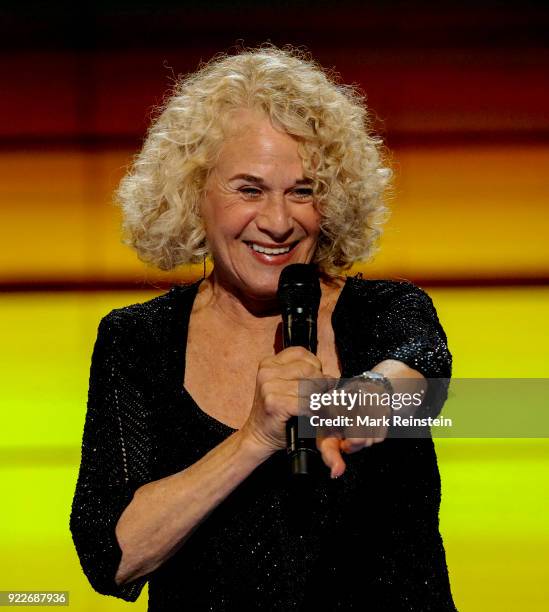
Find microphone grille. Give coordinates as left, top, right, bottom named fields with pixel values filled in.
left=277, top=264, right=321, bottom=310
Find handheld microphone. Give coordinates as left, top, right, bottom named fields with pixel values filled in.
left=277, top=263, right=322, bottom=477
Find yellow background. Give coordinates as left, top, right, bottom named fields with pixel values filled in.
left=1, top=143, right=548, bottom=610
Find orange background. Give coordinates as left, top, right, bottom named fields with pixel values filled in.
left=1, top=3, right=548, bottom=611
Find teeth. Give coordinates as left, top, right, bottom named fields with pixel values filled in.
left=249, top=243, right=292, bottom=255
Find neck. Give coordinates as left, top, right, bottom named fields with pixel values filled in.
left=195, top=272, right=281, bottom=333
left=194, top=269, right=344, bottom=334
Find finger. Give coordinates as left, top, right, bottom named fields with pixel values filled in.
left=261, top=383, right=330, bottom=423
left=271, top=346, right=323, bottom=370
left=261, top=364, right=327, bottom=393
left=317, top=436, right=346, bottom=479
left=340, top=437, right=373, bottom=453
left=262, top=379, right=321, bottom=401
left=277, top=361, right=325, bottom=382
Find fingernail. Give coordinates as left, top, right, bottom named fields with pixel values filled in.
left=331, top=466, right=342, bottom=479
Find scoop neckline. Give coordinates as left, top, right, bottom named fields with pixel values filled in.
left=174, top=275, right=353, bottom=434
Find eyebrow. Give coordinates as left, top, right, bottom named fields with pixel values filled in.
left=228, top=173, right=313, bottom=186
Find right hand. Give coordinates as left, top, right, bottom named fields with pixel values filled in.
left=240, top=346, right=325, bottom=455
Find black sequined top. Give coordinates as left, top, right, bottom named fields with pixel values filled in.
left=70, top=276, right=457, bottom=611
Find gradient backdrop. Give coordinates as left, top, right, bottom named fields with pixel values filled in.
left=1, top=2, right=548, bottom=610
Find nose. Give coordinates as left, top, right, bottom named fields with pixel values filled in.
left=255, top=192, right=294, bottom=240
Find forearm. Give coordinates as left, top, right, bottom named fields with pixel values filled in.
left=114, top=429, right=271, bottom=585
left=372, top=359, right=428, bottom=417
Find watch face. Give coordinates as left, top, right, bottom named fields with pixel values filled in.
left=358, top=371, right=393, bottom=393
left=359, top=371, right=384, bottom=380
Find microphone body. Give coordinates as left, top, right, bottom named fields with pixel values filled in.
left=277, top=264, right=322, bottom=477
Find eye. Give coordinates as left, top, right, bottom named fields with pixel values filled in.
left=239, top=186, right=263, bottom=198
left=292, top=188, right=314, bottom=200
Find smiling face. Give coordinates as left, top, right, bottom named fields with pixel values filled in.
left=200, top=108, right=321, bottom=300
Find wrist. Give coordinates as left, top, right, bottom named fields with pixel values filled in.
left=355, top=370, right=394, bottom=395
left=234, top=428, right=276, bottom=465
left=355, top=370, right=395, bottom=423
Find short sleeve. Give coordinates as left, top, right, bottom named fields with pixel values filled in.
left=371, top=282, right=452, bottom=418
left=70, top=311, right=152, bottom=601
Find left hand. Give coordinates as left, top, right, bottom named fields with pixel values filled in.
left=316, top=433, right=386, bottom=479
left=315, top=379, right=391, bottom=479
left=314, top=360, right=426, bottom=479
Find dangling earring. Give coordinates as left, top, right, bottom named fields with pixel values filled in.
left=202, top=253, right=207, bottom=280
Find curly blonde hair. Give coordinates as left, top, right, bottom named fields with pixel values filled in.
left=116, top=45, right=392, bottom=275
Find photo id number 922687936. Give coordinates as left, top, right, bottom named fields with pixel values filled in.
left=0, top=592, right=69, bottom=606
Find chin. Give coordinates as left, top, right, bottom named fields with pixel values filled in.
left=242, top=276, right=280, bottom=300
left=228, top=251, right=315, bottom=299
left=233, top=265, right=283, bottom=297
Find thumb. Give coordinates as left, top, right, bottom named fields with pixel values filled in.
left=317, top=436, right=346, bottom=479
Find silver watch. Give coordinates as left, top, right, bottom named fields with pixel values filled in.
left=356, top=371, right=394, bottom=395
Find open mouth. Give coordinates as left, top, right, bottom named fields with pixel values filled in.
left=243, top=240, right=300, bottom=256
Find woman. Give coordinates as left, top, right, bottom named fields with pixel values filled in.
left=70, top=46, right=456, bottom=610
